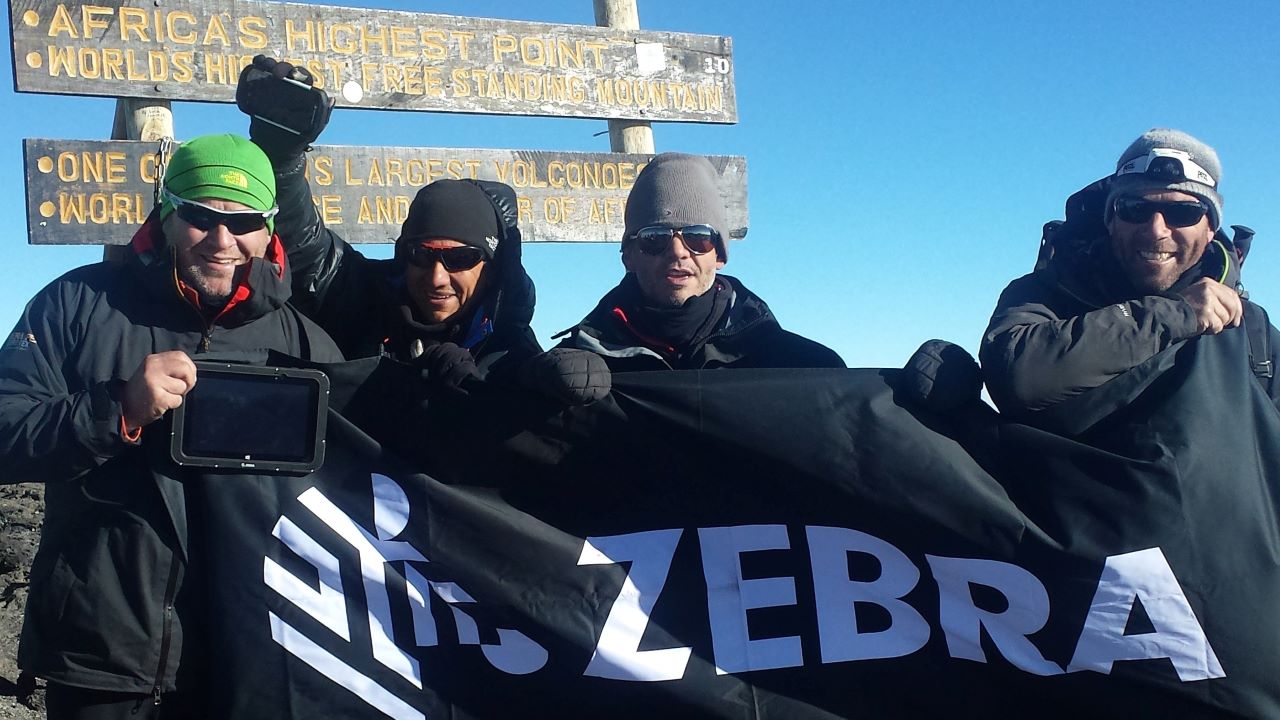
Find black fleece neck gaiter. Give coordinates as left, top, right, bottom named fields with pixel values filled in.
left=620, top=274, right=728, bottom=351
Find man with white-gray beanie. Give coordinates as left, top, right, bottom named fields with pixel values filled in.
left=981, top=128, right=1279, bottom=420
left=554, top=152, right=844, bottom=370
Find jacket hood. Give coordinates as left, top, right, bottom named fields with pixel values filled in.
left=484, top=222, right=536, bottom=339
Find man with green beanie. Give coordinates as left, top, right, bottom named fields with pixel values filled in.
left=982, top=128, right=1280, bottom=421
left=0, top=133, right=341, bottom=717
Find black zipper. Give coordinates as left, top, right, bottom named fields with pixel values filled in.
left=151, top=550, right=182, bottom=703
left=171, top=262, right=215, bottom=353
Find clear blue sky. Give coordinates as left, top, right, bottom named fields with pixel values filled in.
left=1, top=0, right=1277, bottom=369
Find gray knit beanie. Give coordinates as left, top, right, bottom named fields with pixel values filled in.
left=624, top=153, right=729, bottom=260
left=1105, top=128, right=1223, bottom=230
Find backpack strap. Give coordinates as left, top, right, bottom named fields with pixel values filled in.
left=1244, top=300, right=1273, bottom=382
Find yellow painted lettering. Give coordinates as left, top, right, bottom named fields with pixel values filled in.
left=492, top=34, right=517, bottom=63
left=389, top=26, right=416, bottom=58
left=313, top=155, right=333, bottom=186
left=48, top=5, right=78, bottom=39
left=361, top=25, right=388, bottom=55
left=203, top=15, right=231, bottom=46
left=238, top=17, right=268, bottom=49
left=420, top=29, right=446, bottom=60
left=453, top=31, right=474, bottom=60
left=284, top=19, right=311, bottom=52
left=119, top=7, right=149, bottom=41
left=81, top=6, right=112, bottom=38
left=330, top=23, right=357, bottom=54
left=171, top=51, right=194, bottom=82
left=319, top=195, right=342, bottom=225
left=450, top=68, right=470, bottom=96
left=344, top=158, right=363, bottom=186
left=167, top=12, right=197, bottom=44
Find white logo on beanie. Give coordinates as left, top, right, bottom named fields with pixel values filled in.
left=485, top=236, right=499, bottom=252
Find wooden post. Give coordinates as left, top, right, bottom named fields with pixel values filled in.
left=104, top=98, right=173, bottom=262
left=593, top=0, right=655, bottom=155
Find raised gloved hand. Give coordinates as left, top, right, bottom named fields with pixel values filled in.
left=518, top=348, right=612, bottom=406
left=411, top=341, right=480, bottom=397
left=899, top=339, right=982, bottom=412
left=236, top=54, right=333, bottom=162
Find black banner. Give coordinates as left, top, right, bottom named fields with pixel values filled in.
left=187, top=326, right=1280, bottom=719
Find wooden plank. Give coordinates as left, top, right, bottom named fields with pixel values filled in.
left=22, top=138, right=749, bottom=245
left=8, top=0, right=737, bottom=123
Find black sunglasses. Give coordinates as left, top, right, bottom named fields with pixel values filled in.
left=630, top=225, right=720, bottom=256
left=166, top=192, right=277, bottom=235
left=405, top=244, right=487, bottom=272
left=1113, top=197, right=1208, bottom=228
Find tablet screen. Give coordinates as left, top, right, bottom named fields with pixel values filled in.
left=171, top=363, right=329, bottom=473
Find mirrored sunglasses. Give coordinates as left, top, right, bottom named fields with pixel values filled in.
left=166, top=191, right=278, bottom=235
left=406, top=244, right=487, bottom=272
left=1112, top=197, right=1208, bottom=228
left=631, top=225, right=720, bottom=256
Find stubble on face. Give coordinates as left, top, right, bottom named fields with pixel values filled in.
left=164, top=200, right=271, bottom=305
left=622, top=241, right=724, bottom=307
left=1107, top=190, right=1214, bottom=294
left=404, top=240, right=488, bottom=324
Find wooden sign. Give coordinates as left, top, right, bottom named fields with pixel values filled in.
left=8, top=0, right=737, bottom=123
left=22, top=139, right=749, bottom=244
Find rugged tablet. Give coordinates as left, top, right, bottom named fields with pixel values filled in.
left=170, top=362, right=329, bottom=474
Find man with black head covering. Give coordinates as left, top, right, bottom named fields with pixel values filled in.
left=0, top=134, right=342, bottom=717
left=982, top=128, right=1280, bottom=419
left=555, top=152, right=844, bottom=370
left=237, top=57, right=540, bottom=389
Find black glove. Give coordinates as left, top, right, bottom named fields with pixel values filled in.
left=413, top=341, right=480, bottom=397
left=518, top=349, right=612, bottom=406
left=236, top=55, right=333, bottom=162
left=899, top=340, right=982, bottom=412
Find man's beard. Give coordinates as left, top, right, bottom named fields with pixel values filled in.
left=179, top=263, right=241, bottom=309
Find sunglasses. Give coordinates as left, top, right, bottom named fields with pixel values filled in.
left=405, top=244, right=487, bottom=272
left=1112, top=197, right=1208, bottom=228
left=630, top=225, right=720, bottom=256
left=166, top=191, right=278, bottom=235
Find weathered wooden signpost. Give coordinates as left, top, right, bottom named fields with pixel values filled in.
left=8, top=0, right=745, bottom=246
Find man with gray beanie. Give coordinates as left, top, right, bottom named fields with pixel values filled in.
left=981, top=128, right=1279, bottom=419
left=555, top=152, right=844, bottom=371
left=0, top=134, right=342, bottom=717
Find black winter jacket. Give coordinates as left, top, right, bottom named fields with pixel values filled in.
left=981, top=236, right=1280, bottom=418
left=0, top=218, right=341, bottom=694
left=555, top=274, right=845, bottom=371
left=270, top=154, right=540, bottom=375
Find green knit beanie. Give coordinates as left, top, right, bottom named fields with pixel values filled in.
left=161, top=134, right=277, bottom=231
